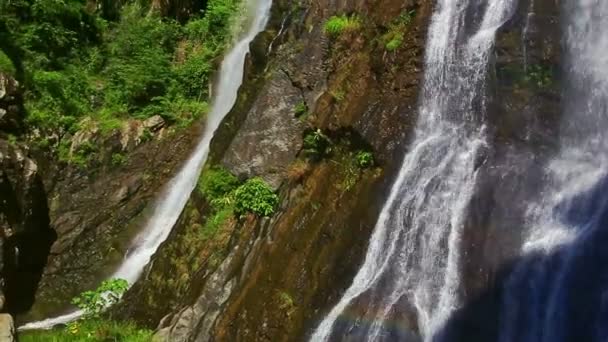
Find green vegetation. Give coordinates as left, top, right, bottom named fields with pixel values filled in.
left=198, top=167, right=240, bottom=204
left=0, top=0, right=242, bottom=137
left=330, top=89, right=346, bottom=102
left=59, top=141, right=97, bottom=168
left=303, top=129, right=332, bottom=159
left=277, top=291, right=296, bottom=315
left=381, top=9, right=416, bottom=51
left=111, top=152, right=127, bottom=167
left=197, top=167, right=277, bottom=236
left=234, top=178, right=279, bottom=217
left=20, top=278, right=148, bottom=342
left=20, top=319, right=152, bottom=342
left=356, top=151, right=374, bottom=168
left=525, top=64, right=553, bottom=88
left=294, top=101, right=308, bottom=119
left=7, top=134, right=17, bottom=146
left=324, top=14, right=362, bottom=37
left=71, top=278, right=129, bottom=318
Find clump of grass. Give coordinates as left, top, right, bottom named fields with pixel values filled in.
left=324, top=14, right=362, bottom=37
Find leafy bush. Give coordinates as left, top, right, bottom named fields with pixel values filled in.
left=111, top=152, right=127, bottom=167
left=324, top=15, right=361, bottom=37
left=0, top=51, right=15, bottom=75
left=356, top=151, right=374, bottom=168
left=198, top=167, right=241, bottom=204
left=71, top=278, right=129, bottom=318
left=20, top=319, right=152, bottom=342
left=303, top=129, right=332, bottom=159
left=234, top=178, right=279, bottom=217
left=294, top=101, right=308, bottom=118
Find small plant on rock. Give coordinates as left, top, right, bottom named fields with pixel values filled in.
left=111, top=152, right=127, bottom=167
left=324, top=14, right=362, bottom=37
left=356, top=151, right=374, bottom=168
left=294, top=101, right=308, bottom=119
left=234, top=177, right=279, bottom=217
left=198, top=167, right=241, bottom=204
left=303, top=129, right=332, bottom=159
left=71, top=278, right=129, bottom=318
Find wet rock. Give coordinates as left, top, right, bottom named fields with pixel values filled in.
left=0, top=314, right=15, bottom=342
left=0, top=139, right=55, bottom=314
left=222, top=70, right=306, bottom=189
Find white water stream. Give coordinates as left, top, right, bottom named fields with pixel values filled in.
left=310, top=0, right=515, bottom=341
left=20, top=0, right=272, bottom=330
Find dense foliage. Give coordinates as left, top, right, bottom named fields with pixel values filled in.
left=234, top=177, right=279, bottom=217
left=0, top=0, right=242, bottom=136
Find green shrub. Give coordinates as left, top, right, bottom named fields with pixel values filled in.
left=234, top=178, right=279, bottom=217
left=356, top=151, right=374, bottom=168
left=0, top=51, right=16, bottom=75
left=385, top=34, right=403, bottom=51
left=303, top=129, right=332, bottom=159
left=198, top=167, right=240, bottom=204
left=294, top=101, right=308, bottom=118
left=111, top=152, right=127, bottom=167
left=324, top=15, right=361, bottom=37
left=71, top=278, right=129, bottom=318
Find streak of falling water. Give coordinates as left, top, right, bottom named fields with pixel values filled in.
left=19, top=0, right=272, bottom=330
left=522, top=0, right=535, bottom=72
left=309, top=0, right=515, bottom=341
left=498, top=1, right=608, bottom=341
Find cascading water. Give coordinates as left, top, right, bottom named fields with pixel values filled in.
left=496, top=1, right=608, bottom=341
left=310, top=0, right=515, bottom=341
left=20, top=0, right=272, bottom=330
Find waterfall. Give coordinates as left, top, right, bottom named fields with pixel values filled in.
left=497, top=1, right=608, bottom=341
left=19, top=0, right=272, bottom=330
left=310, top=0, right=515, bottom=341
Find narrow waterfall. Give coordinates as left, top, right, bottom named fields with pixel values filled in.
left=497, top=1, right=608, bottom=341
left=310, top=0, right=515, bottom=341
left=20, top=0, right=272, bottom=330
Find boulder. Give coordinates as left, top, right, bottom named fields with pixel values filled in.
left=0, top=314, right=14, bottom=342
left=143, top=115, right=165, bottom=132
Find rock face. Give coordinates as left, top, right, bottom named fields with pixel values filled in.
left=222, top=70, right=307, bottom=189
left=0, top=73, right=55, bottom=317
left=0, top=314, right=15, bottom=342
left=118, top=0, right=433, bottom=340
left=24, top=119, right=203, bottom=321
left=0, top=74, right=22, bottom=133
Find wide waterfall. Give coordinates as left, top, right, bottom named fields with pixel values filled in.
left=20, top=0, right=272, bottom=330
left=495, top=1, right=608, bottom=341
left=310, top=0, right=516, bottom=341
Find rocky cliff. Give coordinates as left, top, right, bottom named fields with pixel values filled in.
left=0, top=73, right=55, bottom=317
left=117, top=0, right=434, bottom=340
